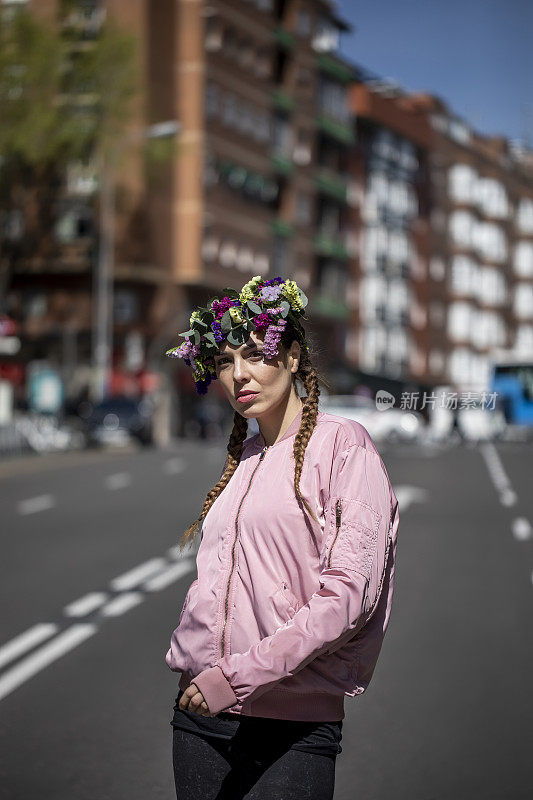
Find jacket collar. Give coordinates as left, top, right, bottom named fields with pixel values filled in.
left=255, top=396, right=309, bottom=449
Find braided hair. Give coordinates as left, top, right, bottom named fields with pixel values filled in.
left=178, top=319, right=328, bottom=552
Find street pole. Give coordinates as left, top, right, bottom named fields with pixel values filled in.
left=92, top=148, right=115, bottom=403
left=91, top=121, right=179, bottom=404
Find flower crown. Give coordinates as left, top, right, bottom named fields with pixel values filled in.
left=165, top=275, right=309, bottom=394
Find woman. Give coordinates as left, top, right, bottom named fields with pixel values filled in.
left=165, top=275, right=399, bottom=799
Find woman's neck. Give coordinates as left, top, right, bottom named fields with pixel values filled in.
left=257, top=392, right=305, bottom=447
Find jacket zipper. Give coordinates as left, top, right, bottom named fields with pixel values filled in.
left=220, top=444, right=269, bottom=658
left=327, top=498, right=343, bottom=568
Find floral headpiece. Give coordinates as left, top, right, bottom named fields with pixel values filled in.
left=165, top=275, right=309, bottom=394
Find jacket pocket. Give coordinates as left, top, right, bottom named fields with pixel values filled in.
left=178, top=578, right=199, bottom=626
left=326, top=497, right=382, bottom=582
left=269, top=579, right=301, bottom=626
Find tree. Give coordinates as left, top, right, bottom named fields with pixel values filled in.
left=0, top=4, right=145, bottom=309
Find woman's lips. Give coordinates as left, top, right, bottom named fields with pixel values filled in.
left=236, top=392, right=258, bottom=403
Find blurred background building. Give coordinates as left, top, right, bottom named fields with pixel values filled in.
left=0, top=0, right=532, bottom=447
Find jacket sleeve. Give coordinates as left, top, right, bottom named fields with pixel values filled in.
left=191, top=441, right=396, bottom=715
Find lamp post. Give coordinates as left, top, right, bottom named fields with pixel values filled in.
left=91, top=120, right=180, bottom=403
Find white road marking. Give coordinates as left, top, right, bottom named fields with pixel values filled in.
left=104, top=472, right=131, bottom=490
left=480, top=443, right=517, bottom=507
left=100, top=592, right=143, bottom=617
left=0, top=624, right=97, bottom=702
left=17, top=494, right=55, bottom=515
left=0, top=623, right=58, bottom=671
left=393, top=485, right=428, bottom=513
left=163, top=457, right=187, bottom=475
left=512, top=517, right=532, bottom=541
left=110, top=558, right=167, bottom=591
left=143, top=560, right=195, bottom=591
left=64, top=592, right=108, bottom=617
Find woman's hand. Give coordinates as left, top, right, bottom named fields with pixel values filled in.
left=179, top=682, right=214, bottom=717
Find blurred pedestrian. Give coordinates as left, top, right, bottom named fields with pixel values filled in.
left=164, top=276, right=400, bottom=799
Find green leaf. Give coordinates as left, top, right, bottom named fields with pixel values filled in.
left=280, top=300, right=290, bottom=318
left=203, top=332, right=217, bottom=347
left=247, top=300, right=262, bottom=314
left=226, top=326, right=246, bottom=346
left=220, top=310, right=233, bottom=332
left=298, top=289, right=308, bottom=308
left=221, top=287, right=239, bottom=298
left=192, top=329, right=200, bottom=346
left=178, top=329, right=194, bottom=338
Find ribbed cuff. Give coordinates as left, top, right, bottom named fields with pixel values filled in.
left=191, top=665, right=238, bottom=715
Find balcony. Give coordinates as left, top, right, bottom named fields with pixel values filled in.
left=313, top=291, right=350, bottom=320
left=317, top=114, right=355, bottom=146
left=314, top=233, right=349, bottom=260
left=314, top=170, right=348, bottom=203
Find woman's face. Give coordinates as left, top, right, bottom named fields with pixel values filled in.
left=213, top=330, right=300, bottom=419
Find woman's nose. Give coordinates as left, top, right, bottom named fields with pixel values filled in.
left=233, top=357, right=250, bottom=381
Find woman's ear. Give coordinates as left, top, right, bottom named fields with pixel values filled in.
left=290, top=341, right=301, bottom=374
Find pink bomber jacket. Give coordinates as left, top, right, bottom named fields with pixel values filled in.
left=165, top=404, right=400, bottom=721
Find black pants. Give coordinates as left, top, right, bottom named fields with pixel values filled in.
left=172, top=726, right=338, bottom=800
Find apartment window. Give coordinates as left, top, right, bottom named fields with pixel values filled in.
left=318, top=261, right=348, bottom=298
left=253, top=109, right=271, bottom=143
left=222, top=93, right=238, bottom=127
left=272, top=113, right=292, bottom=156
left=515, top=325, right=533, bottom=351
left=477, top=178, right=508, bottom=218
left=448, top=164, right=476, bottom=203
left=254, top=48, right=271, bottom=79
left=429, top=257, right=446, bottom=281
left=448, top=301, right=472, bottom=340
left=448, top=348, right=473, bottom=384
left=451, top=255, right=475, bottom=295
left=272, top=236, right=289, bottom=273
left=312, top=17, right=339, bottom=52
left=293, top=128, right=312, bottom=165
left=54, top=202, right=92, bottom=241
left=204, top=16, right=223, bottom=51
left=295, top=8, right=311, bottom=37
left=517, top=198, right=533, bottom=233
left=514, top=284, right=533, bottom=319
left=478, top=266, right=506, bottom=305
left=223, top=26, right=239, bottom=59
left=205, top=82, right=219, bottom=118
left=474, top=221, right=507, bottom=262
left=449, top=210, right=475, bottom=248
left=294, top=191, right=312, bottom=226
left=318, top=202, right=341, bottom=236
left=317, top=76, right=348, bottom=122
left=514, top=241, right=533, bottom=277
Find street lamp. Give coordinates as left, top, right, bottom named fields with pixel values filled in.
left=91, top=119, right=180, bottom=402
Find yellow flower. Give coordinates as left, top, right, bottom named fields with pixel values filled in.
left=189, top=310, right=201, bottom=326
left=229, top=307, right=243, bottom=323
left=239, top=275, right=263, bottom=302
left=281, top=280, right=303, bottom=311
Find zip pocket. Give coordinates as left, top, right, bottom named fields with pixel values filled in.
left=326, top=496, right=382, bottom=581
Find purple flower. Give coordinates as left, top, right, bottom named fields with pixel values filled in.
left=263, top=319, right=286, bottom=359
left=253, top=313, right=271, bottom=330
left=259, top=285, right=283, bottom=302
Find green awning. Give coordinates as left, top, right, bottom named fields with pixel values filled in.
left=314, top=172, right=348, bottom=203
left=271, top=153, right=294, bottom=175
left=317, top=114, right=356, bottom=145
left=314, top=235, right=349, bottom=259
left=271, top=219, right=294, bottom=238
left=274, top=27, right=295, bottom=49
left=313, top=293, right=350, bottom=320
left=272, top=89, right=294, bottom=111
left=316, top=55, right=356, bottom=84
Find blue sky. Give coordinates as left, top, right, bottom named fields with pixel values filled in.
left=335, top=0, right=533, bottom=143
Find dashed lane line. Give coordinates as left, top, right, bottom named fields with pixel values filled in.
left=393, top=485, right=428, bottom=513
left=480, top=443, right=517, bottom=507
left=17, top=494, right=55, bottom=515
left=0, top=555, right=196, bottom=703
left=101, top=592, right=144, bottom=617
left=64, top=592, right=109, bottom=617
left=110, top=558, right=167, bottom=591
left=104, top=472, right=132, bottom=491
left=512, top=517, right=532, bottom=541
left=0, top=623, right=58, bottom=671
left=0, top=624, right=97, bottom=703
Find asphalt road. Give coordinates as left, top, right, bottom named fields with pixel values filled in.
left=0, top=437, right=531, bottom=800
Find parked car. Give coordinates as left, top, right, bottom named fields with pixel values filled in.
left=81, top=395, right=155, bottom=448
left=318, top=394, right=425, bottom=444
